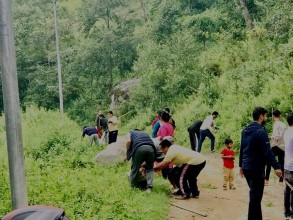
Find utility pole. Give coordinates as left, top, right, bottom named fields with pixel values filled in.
left=0, top=0, right=28, bottom=209
left=53, top=0, right=64, bottom=115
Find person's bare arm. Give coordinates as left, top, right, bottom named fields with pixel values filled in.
left=239, top=167, right=244, bottom=178
left=154, top=161, right=169, bottom=171
left=125, top=133, right=131, bottom=149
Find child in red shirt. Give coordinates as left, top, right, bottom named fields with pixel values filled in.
left=221, top=138, right=236, bottom=190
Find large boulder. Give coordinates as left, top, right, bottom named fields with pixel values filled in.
left=94, top=137, right=163, bottom=166
left=94, top=138, right=127, bottom=165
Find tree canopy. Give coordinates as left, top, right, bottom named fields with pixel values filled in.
left=0, top=0, right=291, bottom=128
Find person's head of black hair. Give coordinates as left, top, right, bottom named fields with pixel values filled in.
left=212, top=111, right=219, bottom=116
left=287, top=112, right=293, bottom=126
left=252, top=107, right=268, bottom=121
left=108, top=111, right=113, bottom=115
left=272, top=110, right=281, bottom=117
left=159, top=139, right=172, bottom=149
left=163, top=107, right=170, bottom=114
left=158, top=110, right=164, bottom=117
left=99, top=114, right=105, bottom=118
left=224, top=138, right=233, bottom=145
left=83, top=126, right=89, bottom=130
left=161, top=111, right=171, bottom=122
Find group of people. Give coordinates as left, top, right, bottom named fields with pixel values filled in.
left=126, top=107, right=206, bottom=198
left=239, top=107, right=293, bottom=220
left=151, top=108, right=175, bottom=140
left=125, top=106, right=293, bottom=220
left=82, top=111, right=119, bottom=146
left=126, top=129, right=206, bottom=199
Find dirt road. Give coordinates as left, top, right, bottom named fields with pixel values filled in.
left=168, top=152, right=284, bottom=220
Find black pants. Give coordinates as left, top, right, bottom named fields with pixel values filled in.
left=174, top=161, right=206, bottom=197
left=243, top=169, right=265, bottom=220
left=108, top=130, right=118, bottom=144
left=130, top=146, right=155, bottom=189
left=265, top=146, right=284, bottom=181
left=188, top=130, right=200, bottom=151
left=284, top=170, right=293, bottom=216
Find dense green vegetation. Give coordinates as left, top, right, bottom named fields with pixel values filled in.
left=1, top=0, right=290, bottom=129
left=0, top=107, right=170, bottom=219
left=0, top=0, right=292, bottom=218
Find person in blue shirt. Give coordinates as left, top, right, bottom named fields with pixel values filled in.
left=82, top=126, right=99, bottom=146
left=151, top=110, right=163, bottom=138
left=126, top=129, right=156, bottom=193
left=239, top=107, right=282, bottom=220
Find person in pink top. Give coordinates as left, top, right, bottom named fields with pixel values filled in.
left=157, top=111, right=174, bottom=141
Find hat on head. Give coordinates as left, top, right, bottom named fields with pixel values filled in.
left=163, top=136, right=174, bottom=143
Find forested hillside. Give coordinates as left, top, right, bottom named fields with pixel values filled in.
left=1, top=0, right=292, bottom=144
left=0, top=1, right=292, bottom=218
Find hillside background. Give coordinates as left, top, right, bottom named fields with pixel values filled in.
left=0, top=0, right=292, bottom=218
left=0, top=0, right=291, bottom=146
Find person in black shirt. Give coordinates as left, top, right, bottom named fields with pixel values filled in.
left=239, top=107, right=282, bottom=220
left=187, top=120, right=203, bottom=151
left=82, top=126, right=99, bottom=146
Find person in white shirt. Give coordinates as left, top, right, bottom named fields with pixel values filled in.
left=197, top=111, right=219, bottom=153
left=265, top=110, right=287, bottom=185
left=283, top=112, right=293, bottom=219
left=108, top=111, right=119, bottom=144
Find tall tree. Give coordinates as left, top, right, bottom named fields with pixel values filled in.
left=236, top=0, right=253, bottom=30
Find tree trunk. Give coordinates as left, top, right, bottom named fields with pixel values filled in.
left=237, top=0, right=254, bottom=30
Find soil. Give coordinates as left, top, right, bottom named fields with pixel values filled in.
left=168, top=152, right=284, bottom=220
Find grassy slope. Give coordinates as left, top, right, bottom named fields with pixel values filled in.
left=0, top=107, right=170, bottom=219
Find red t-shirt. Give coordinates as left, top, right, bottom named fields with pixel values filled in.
left=157, top=123, right=174, bottom=139
left=221, top=148, right=235, bottom=168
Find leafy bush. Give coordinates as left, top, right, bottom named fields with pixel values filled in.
left=0, top=107, right=170, bottom=219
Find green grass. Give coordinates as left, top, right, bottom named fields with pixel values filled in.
left=202, top=183, right=217, bottom=189
left=0, top=106, right=170, bottom=219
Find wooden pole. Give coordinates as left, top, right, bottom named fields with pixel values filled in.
left=53, top=0, right=64, bottom=115
left=0, top=0, right=28, bottom=209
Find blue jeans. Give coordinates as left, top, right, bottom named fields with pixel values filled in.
left=197, top=129, right=215, bottom=152
left=243, top=169, right=265, bottom=220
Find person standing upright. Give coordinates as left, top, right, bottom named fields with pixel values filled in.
left=108, top=111, right=119, bottom=144
left=151, top=110, right=162, bottom=138
left=187, top=120, right=203, bottom=151
left=197, top=111, right=219, bottom=153
left=221, top=138, right=236, bottom=190
left=239, top=107, right=282, bottom=220
left=96, top=113, right=109, bottom=144
left=284, top=112, right=293, bottom=219
left=265, top=110, right=287, bottom=185
left=156, top=111, right=174, bottom=141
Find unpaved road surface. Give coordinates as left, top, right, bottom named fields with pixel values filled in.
left=168, top=152, right=284, bottom=220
